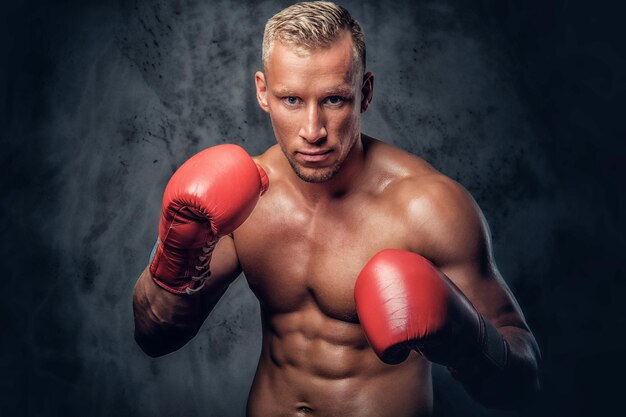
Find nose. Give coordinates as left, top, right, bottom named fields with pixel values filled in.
left=299, top=104, right=327, bottom=144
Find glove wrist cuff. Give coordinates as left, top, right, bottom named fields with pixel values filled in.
left=148, top=238, right=217, bottom=295
left=478, top=315, right=508, bottom=370
left=447, top=315, right=509, bottom=380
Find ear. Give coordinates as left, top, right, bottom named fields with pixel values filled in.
left=360, top=72, right=374, bottom=113
left=255, top=71, right=270, bottom=112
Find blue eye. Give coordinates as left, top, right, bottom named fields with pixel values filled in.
left=326, top=96, right=345, bottom=105
left=284, top=97, right=299, bottom=106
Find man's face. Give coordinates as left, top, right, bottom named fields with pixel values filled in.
left=255, top=31, right=372, bottom=183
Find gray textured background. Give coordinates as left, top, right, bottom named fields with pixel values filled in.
left=1, top=0, right=624, bottom=416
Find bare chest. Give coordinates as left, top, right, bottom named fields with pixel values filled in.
left=234, top=191, right=406, bottom=322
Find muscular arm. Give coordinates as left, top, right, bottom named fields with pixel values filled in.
left=413, top=177, right=540, bottom=408
left=132, top=145, right=267, bottom=357
left=133, top=235, right=241, bottom=357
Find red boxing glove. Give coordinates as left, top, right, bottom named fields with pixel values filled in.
left=354, top=249, right=507, bottom=372
left=149, top=144, right=268, bottom=295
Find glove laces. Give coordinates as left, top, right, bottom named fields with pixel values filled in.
left=186, top=238, right=218, bottom=295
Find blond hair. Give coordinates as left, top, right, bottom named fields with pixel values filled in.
left=262, top=1, right=366, bottom=73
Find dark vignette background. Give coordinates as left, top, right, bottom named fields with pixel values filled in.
left=1, top=0, right=624, bottom=416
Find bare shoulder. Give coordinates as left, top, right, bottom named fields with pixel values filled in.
left=365, top=136, right=465, bottom=203
left=405, top=175, right=488, bottom=267
left=363, top=136, right=438, bottom=186
left=367, top=137, right=489, bottom=267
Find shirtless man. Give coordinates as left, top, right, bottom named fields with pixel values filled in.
left=133, top=2, right=540, bottom=416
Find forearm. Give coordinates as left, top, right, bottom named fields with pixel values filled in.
left=132, top=267, right=227, bottom=357
left=449, top=324, right=540, bottom=409
left=132, top=145, right=264, bottom=356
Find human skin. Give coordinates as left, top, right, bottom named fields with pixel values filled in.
left=133, top=30, right=540, bottom=416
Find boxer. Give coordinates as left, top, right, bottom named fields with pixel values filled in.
left=133, top=2, right=540, bottom=416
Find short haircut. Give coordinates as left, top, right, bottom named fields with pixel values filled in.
left=262, top=1, right=366, bottom=74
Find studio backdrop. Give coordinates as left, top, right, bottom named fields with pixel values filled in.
left=1, top=1, right=623, bottom=416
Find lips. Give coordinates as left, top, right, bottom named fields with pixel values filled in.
left=295, top=149, right=333, bottom=163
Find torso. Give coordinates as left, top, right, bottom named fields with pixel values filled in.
left=234, top=137, right=437, bottom=417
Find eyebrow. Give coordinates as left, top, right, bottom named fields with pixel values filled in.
left=273, top=85, right=354, bottom=97
left=324, top=86, right=354, bottom=96
left=273, top=87, right=298, bottom=96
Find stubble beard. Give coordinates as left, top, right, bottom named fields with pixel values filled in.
left=287, top=156, right=342, bottom=183
left=281, top=138, right=355, bottom=183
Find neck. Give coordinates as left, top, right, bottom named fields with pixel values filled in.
left=292, top=134, right=367, bottom=203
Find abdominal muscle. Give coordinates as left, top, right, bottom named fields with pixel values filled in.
left=246, top=304, right=433, bottom=417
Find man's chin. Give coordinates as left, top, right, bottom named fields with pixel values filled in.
left=291, top=163, right=340, bottom=183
